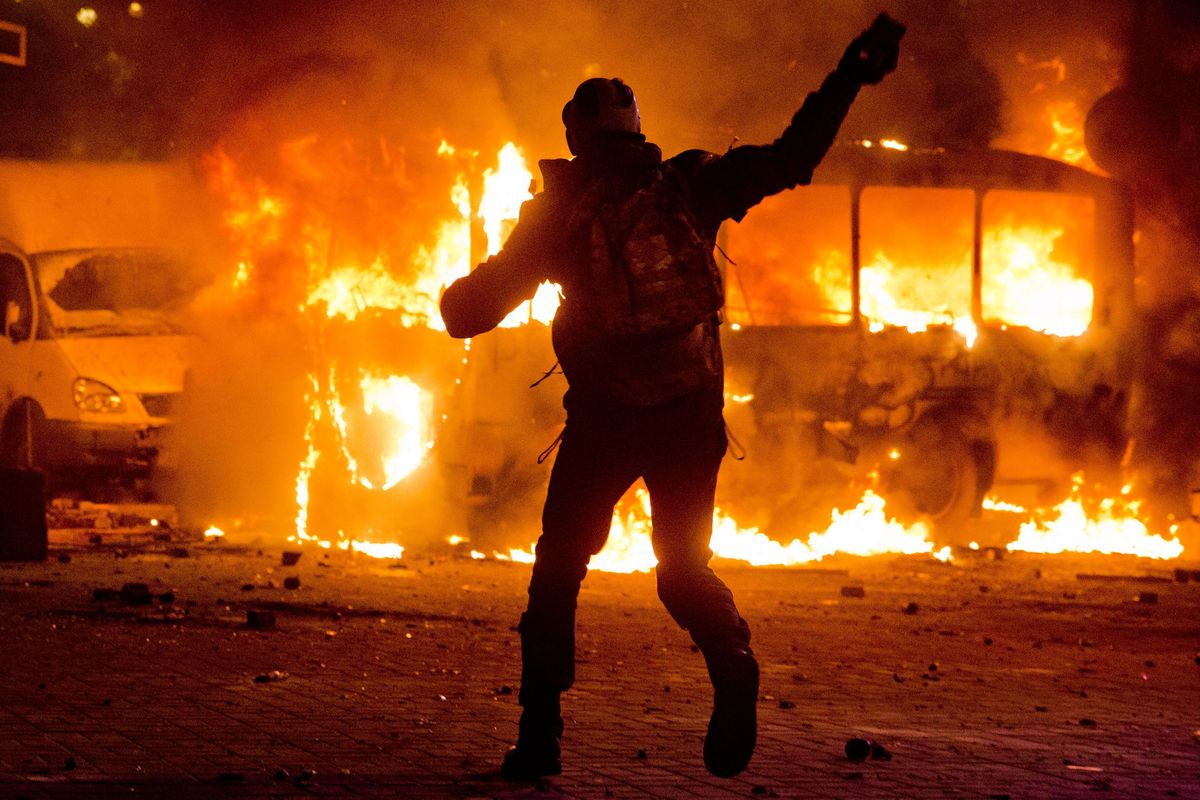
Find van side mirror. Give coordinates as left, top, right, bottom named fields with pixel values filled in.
left=4, top=301, right=27, bottom=342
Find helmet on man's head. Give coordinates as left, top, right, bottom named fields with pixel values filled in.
left=562, top=77, right=641, bottom=154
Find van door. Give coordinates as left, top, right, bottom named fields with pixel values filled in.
left=0, top=250, right=38, bottom=465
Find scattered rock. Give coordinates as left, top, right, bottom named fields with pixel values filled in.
left=893, top=673, right=904, bottom=683
left=215, top=772, right=245, bottom=783
left=1173, top=568, right=1191, bottom=584
left=57, top=553, right=72, bottom=564
left=158, top=592, right=175, bottom=604
left=63, top=757, right=76, bottom=771
left=870, top=742, right=893, bottom=761
left=283, top=576, right=301, bottom=590
left=119, top=583, right=153, bottom=605
left=168, top=547, right=189, bottom=559
left=840, top=586, right=866, bottom=599
left=240, top=583, right=255, bottom=592
left=1136, top=591, right=1158, bottom=605
left=844, top=737, right=871, bottom=762
left=778, top=700, right=795, bottom=709
left=1079, top=718, right=1097, bottom=727
left=983, top=637, right=993, bottom=646
left=92, top=588, right=119, bottom=602
left=246, top=610, right=276, bottom=630
left=494, top=685, right=513, bottom=695
left=635, top=749, right=647, bottom=760
left=902, top=602, right=919, bottom=615
left=253, top=670, right=289, bottom=684
left=273, top=768, right=290, bottom=781
left=282, top=551, right=303, bottom=566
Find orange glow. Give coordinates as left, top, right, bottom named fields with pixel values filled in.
left=1006, top=475, right=1183, bottom=559
left=501, top=486, right=941, bottom=574
left=210, top=139, right=548, bottom=561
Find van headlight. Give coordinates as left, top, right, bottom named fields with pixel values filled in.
left=73, top=378, right=124, bottom=413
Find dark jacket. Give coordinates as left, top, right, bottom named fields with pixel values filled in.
left=440, top=66, right=863, bottom=406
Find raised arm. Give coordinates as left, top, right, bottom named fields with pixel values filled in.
left=688, top=13, right=905, bottom=225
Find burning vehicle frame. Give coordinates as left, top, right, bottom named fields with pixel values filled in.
left=447, top=141, right=1139, bottom=553
left=717, top=142, right=1136, bottom=544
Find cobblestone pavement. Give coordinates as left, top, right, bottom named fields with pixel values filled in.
left=0, top=542, right=1197, bottom=799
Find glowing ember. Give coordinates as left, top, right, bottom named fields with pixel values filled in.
left=203, top=526, right=225, bottom=539
left=339, top=539, right=404, bottom=560
left=1006, top=477, right=1184, bottom=559
left=983, top=496, right=1028, bottom=514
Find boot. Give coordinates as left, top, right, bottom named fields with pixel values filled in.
left=500, top=705, right=563, bottom=781
left=702, top=646, right=759, bottom=778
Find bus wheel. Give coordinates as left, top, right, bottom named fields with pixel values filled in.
left=891, top=422, right=981, bottom=544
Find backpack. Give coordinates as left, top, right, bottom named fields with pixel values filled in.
left=565, top=165, right=724, bottom=340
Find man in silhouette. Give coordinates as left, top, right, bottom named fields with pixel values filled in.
left=440, top=13, right=903, bottom=780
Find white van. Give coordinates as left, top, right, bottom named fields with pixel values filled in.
left=0, top=160, right=209, bottom=486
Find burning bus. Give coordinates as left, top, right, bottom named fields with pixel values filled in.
left=718, top=142, right=1135, bottom=544
left=442, top=142, right=1135, bottom=550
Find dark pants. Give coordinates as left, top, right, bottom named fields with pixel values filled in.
left=518, top=388, right=751, bottom=714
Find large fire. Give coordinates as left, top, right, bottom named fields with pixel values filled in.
left=497, top=486, right=949, bottom=574
left=724, top=177, right=1094, bottom=344
left=206, top=132, right=1182, bottom=569
left=1004, top=476, right=1184, bottom=559
left=208, top=138, right=549, bottom=558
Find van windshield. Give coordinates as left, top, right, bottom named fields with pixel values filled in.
left=31, top=249, right=206, bottom=337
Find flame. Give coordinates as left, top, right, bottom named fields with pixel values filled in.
left=203, top=526, right=225, bottom=539
left=726, top=165, right=1094, bottom=342
left=481, top=143, right=562, bottom=328
left=1000, top=54, right=1105, bottom=173
left=1006, top=476, right=1184, bottom=559
left=502, top=487, right=940, bottom=574
left=1044, top=99, right=1090, bottom=167
left=358, top=372, right=434, bottom=490
left=983, top=496, right=1028, bottom=514
left=212, top=139, right=547, bottom=562
left=981, top=225, right=1092, bottom=337
left=479, top=143, right=533, bottom=257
